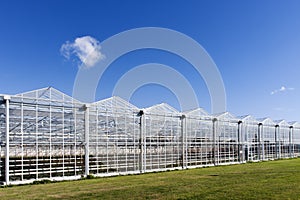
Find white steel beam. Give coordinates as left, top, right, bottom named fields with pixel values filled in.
left=180, top=115, right=186, bottom=169
left=4, top=95, right=10, bottom=185
left=84, top=104, right=90, bottom=176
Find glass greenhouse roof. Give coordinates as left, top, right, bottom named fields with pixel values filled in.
left=290, top=121, right=300, bottom=128
left=257, top=117, right=276, bottom=126
left=213, top=111, right=239, bottom=122
left=274, top=119, right=291, bottom=128
left=144, top=103, right=180, bottom=115
left=92, top=96, right=139, bottom=112
left=184, top=107, right=209, bottom=117
left=15, top=87, right=80, bottom=103
left=239, top=115, right=259, bottom=125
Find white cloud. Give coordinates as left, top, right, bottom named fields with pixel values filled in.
left=270, top=86, right=295, bottom=95
left=60, top=36, right=105, bottom=68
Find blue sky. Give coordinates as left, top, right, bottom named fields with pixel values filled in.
left=1, top=0, right=300, bottom=121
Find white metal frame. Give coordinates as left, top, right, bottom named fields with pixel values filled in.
left=0, top=87, right=299, bottom=185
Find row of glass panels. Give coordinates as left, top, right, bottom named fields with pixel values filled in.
left=0, top=87, right=299, bottom=184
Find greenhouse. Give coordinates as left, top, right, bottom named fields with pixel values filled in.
left=240, top=115, right=260, bottom=161
left=213, top=112, right=241, bottom=164
left=0, top=87, right=299, bottom=185
left=184, top=108, right=214, bottom=167
left=274, top=120, right=293, bottom=159
left=291, top=122, right=300, bottom=157
left=258, top=118, right=277, bottom=160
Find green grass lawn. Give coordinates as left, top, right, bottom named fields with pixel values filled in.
left=1, top=158, right=300, bottom=200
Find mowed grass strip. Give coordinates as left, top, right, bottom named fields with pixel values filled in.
left=0, top=158, right=300, bottom=200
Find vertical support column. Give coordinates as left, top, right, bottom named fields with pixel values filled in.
left=142, top=114, right=146, bottom=172
left=257, top=123, right=261, bottom=160
left=74, top=106, right=77, bottom=176
left=237, top=121, right=243, bottom=163
left=20, top=101, right=24, bottom=181
left=289, top=126, right=293, bottom=158
left=83, top=104, right=90, bottom=176
left=180, top=115, right=186, bottom=169
left=212, top=118, right=218, bottom=166
left=275, top=125, right=279, bottom=159
left=259, top=123, right=265, bottom=160
left=35, top=99, right=38, bottom=179
left=49, top=97, right=52, bottom=178
left=4, top=95, right=10, bottom=185
left=137, top=110, right=144, bottom=173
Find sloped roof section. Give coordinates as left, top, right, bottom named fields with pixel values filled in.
left=239, top=115, right=259, bottom=124
left=15, top=87, right=80, bottom=103
left=92, top=96, right=139, bottom=112
left=274, top=119, right=291, bottom=128
left=213, top=111, right=239, bottom=122
left=290, top=121, right=300, bottom=128
left=184, top=107, right=209, bottom=117
left=257, top=117, right=276, bottom=126
left=144, top=103, right=180, bottom=115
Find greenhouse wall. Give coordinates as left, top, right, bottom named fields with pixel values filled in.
left=143, top=110, right=182, bottom=171
left=0, top=87, right=299, bottom=185
left=88, top=97, right=141, bottom=175
left=274, top=120, right=292, bottom=159
left=241, top=115, right=260, bottom=161
left=259, top=118, right=276, bottom=160
left=185, top=114, right=214, bottom=167
left=214, top=112, right=241, bottom=165
left=291, top=122, right=300, bottom=157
